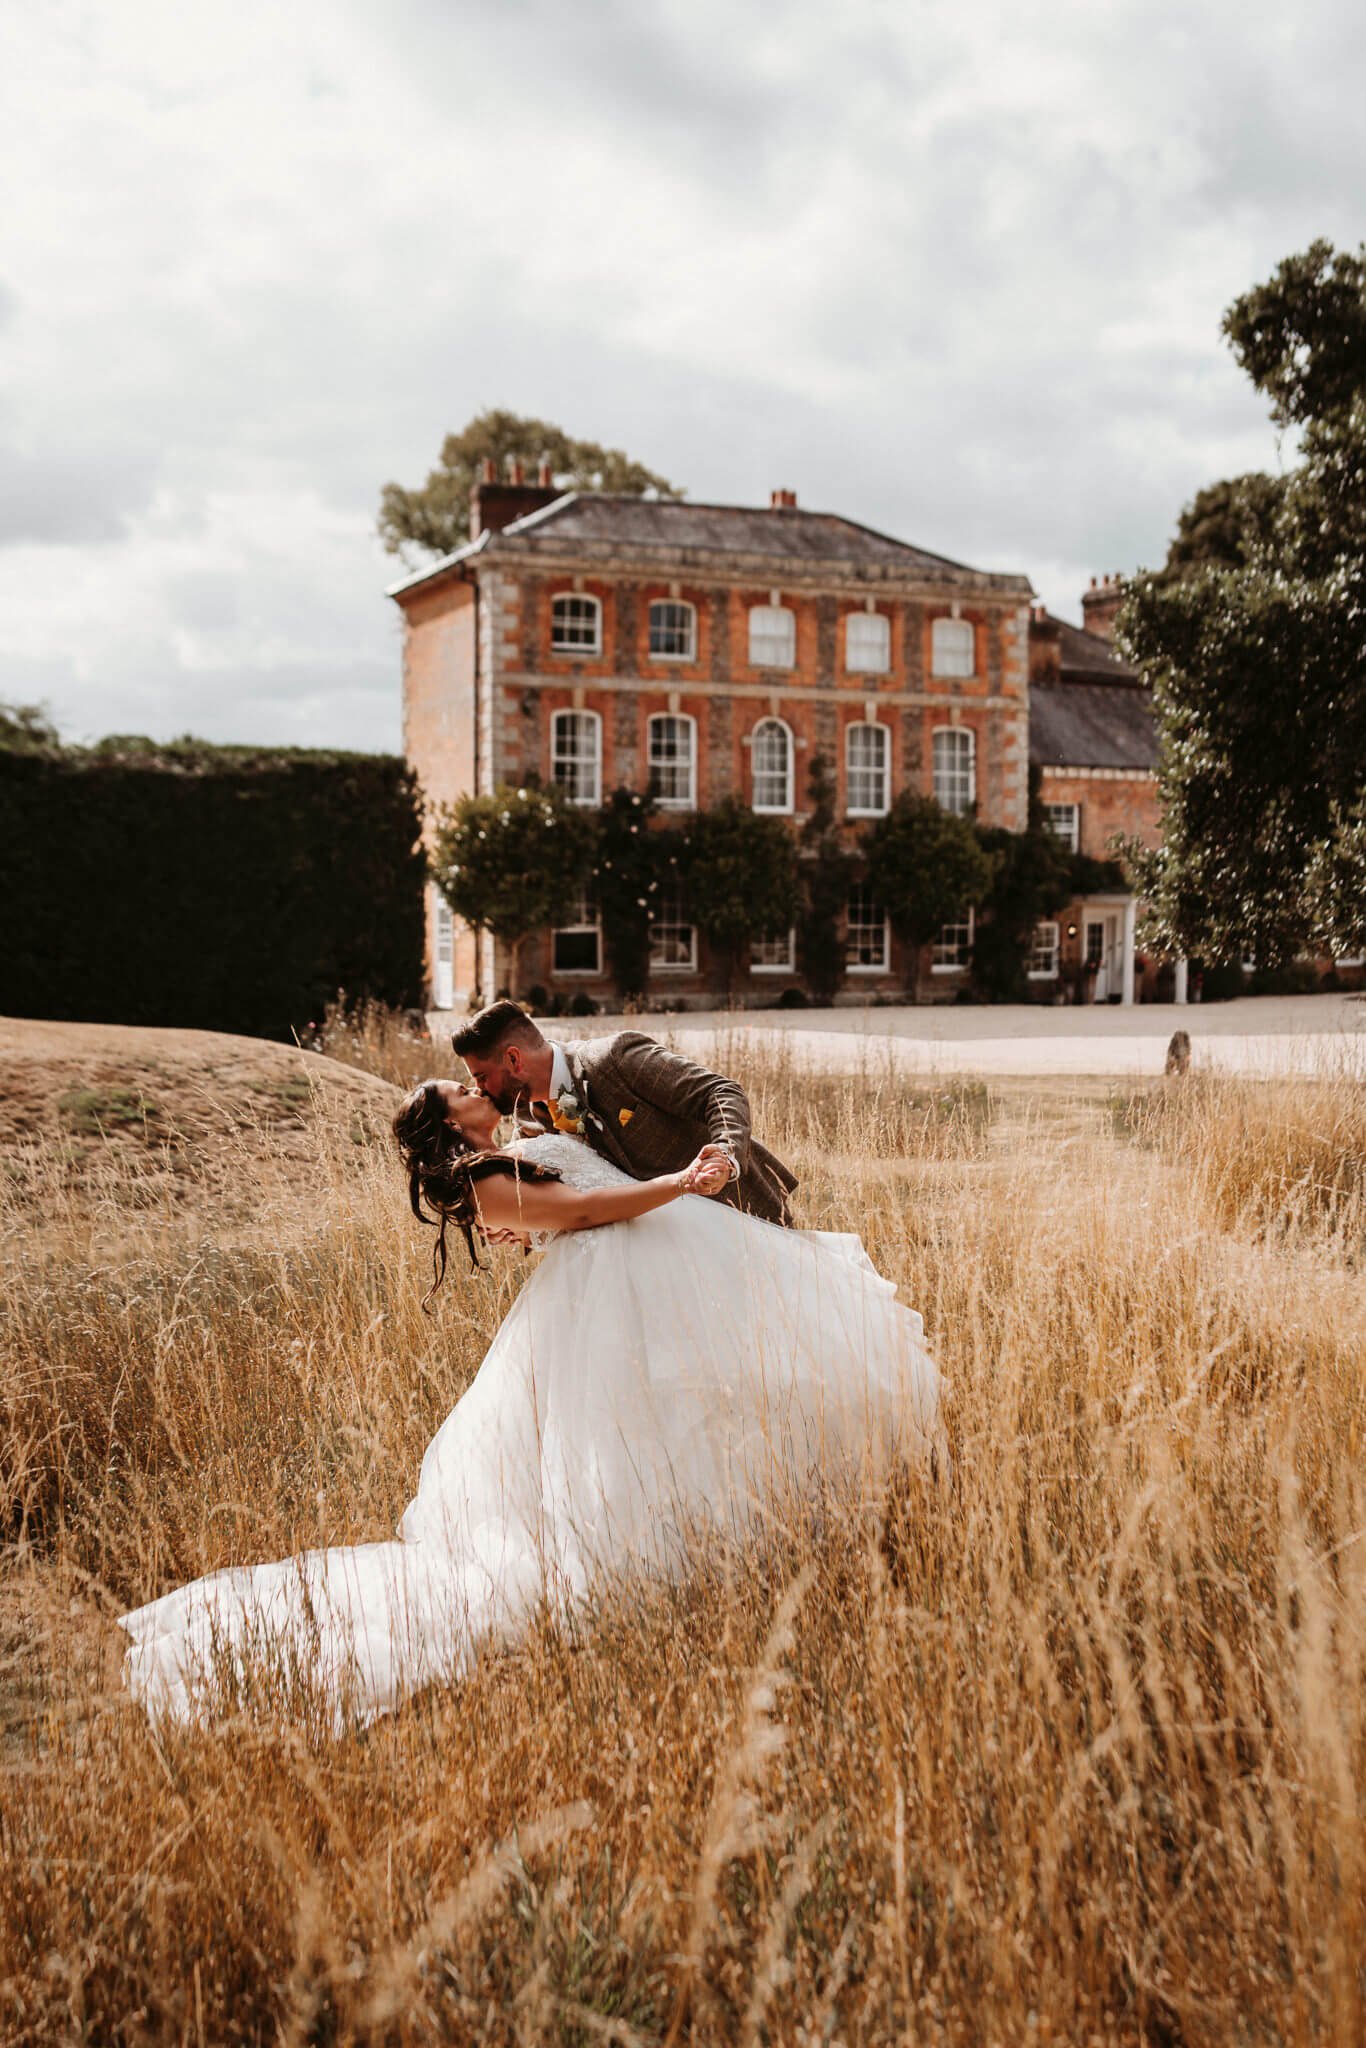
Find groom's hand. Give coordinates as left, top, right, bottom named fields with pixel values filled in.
left=697, top=1143, right=739, bottom=1189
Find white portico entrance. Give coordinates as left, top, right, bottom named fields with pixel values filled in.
left=1079, top=893, right=1137, bottom=1004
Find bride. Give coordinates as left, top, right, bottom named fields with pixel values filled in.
left=120, top=1079, right=944, bottom=1725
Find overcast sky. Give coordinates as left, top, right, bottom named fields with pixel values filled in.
left=2, top=0, right=1362, bottom=753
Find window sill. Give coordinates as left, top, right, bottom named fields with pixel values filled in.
left=654, top=796, right=696, bottom=811
left=846, top=806, right=889, bottom=820
left=646, top=652, right=697, bottom=665
left=751, top=964, right=796, bottom=976
left=848, top=964, right=890, bottom=976
left=752, top=803, right=794, bottom=817
left=930, top=964, right=968, bottom=975
left=548, top=645, right=603, bottom=660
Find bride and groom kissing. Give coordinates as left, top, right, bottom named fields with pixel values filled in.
left=120, top=1004, right=944, bottom=1726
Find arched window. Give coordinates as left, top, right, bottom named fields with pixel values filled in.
left=550, top=592, right=602, bottom=654
left=748, top=604, right=795, bottom=668
left=846, top=610, right=890, bottom=674
left=932, top=726, right=975, bottom=816
left=647, top=712, right=697, bottom=808
left=931, top=616, right=975, bottom=678
left=551, top=708, right=602, bottom=805
left=751, top=717, right=794, bottom=813
left=648, top=600, right=696, bottom=660
left=845, top=722, right=890, bottom=816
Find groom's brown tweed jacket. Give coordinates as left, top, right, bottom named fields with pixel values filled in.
left=561, top=1032, right=797, bottom=1228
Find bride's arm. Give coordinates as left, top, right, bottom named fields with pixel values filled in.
left=472, top=1156, right=724, bottom=1237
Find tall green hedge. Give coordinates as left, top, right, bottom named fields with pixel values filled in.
left=0, top=738, right=425, bottom=1040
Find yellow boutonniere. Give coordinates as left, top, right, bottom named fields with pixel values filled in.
left=618, top=1107, right=634, bottom=1126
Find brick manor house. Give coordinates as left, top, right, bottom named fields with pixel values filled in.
left=392, top=468, right=1167, bottom=1008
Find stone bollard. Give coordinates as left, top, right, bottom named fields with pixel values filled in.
left=1164, top=1029, right=1191, bottom=1076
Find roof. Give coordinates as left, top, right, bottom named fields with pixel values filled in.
left=501, top=493, right=991, bottom=574
left=1046, top=611, right=1137, bottom=682
left=389, top=493, right=1032, bottom=598
left=1029, top=679, right=1157, bottom=772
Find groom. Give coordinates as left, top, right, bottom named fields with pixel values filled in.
left=452, top=1000, right=797, bottom=1227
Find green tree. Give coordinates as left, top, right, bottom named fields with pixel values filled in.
left=970, top=783, right=1076, bottom=1002
left=795, top=752, right=856, bottom=1002
left=429, top=783, right=596, bottom=997
left=1120, top=239, right=1366, bottom=964
left=378, top=408, right=683, bottom=561
left=0, top=702, right=62, bottom=757
left=683, top=797, right=799, bottom=994
left=862, top=793, right=993, bottom=963
left=1155, top=472, right=1284, bottom=587
left=591, top=787, right=678, bottom=1000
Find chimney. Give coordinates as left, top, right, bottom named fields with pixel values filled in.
left=1028, top=600, right=1061, bottom=684
left=1080, top=570, right=1125, bottom=643
left=769, top=488, right=798, bottom=510
left=469, top=455, right=561, bottom=541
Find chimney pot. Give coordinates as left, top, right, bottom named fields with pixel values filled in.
left=509, top=457, right=525, bottom=486
left=770, top=488, right=798, bottom=510
left=1089, top=575, right=1098, bottom=588
left=537, top=459, right=553, bottom=488
left=480, top=456, right=496, bottom=483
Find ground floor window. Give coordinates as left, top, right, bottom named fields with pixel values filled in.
left=846, top=887, right=890, bottom=973
left=649, top=887, right=698, bottom=972
left=551, top=887, right=602, bottom=975
left=751, top=927, right=796, bottom=973
left=1027, top=919, right=1060, bottom=978
left=931, top=909, right=975, bottom=972
left=433, top=894, right=454, bottom=1008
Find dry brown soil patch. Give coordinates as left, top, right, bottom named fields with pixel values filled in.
left=0, top=1016, right=400, bottom=1241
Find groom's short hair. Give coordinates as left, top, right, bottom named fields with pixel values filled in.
left=452, top=1000, right=546, bottom=1061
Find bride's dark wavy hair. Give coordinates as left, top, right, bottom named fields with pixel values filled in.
left=392, top=1080, right=560, bottom=1307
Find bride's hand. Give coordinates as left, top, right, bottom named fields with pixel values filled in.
left=679, top=1151, right=730, bottom=1197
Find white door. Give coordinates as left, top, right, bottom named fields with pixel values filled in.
left=1085, top=913, right=1121, bottom=1001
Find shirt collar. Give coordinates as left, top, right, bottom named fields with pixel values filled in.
left=548, top=1042, right=572, bottom=1100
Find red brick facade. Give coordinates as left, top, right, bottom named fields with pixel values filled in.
left=393, top=490, right=1171, bottom=1008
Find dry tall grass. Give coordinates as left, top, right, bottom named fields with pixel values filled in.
left=1, top=1020, right=1363, bottom=2045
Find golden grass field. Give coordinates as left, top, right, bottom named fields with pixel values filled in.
left=1, top=1002, right=1363, bottom=2046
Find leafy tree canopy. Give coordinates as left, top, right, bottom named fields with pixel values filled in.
left=1120, top=239, right=1366, bottom=964
left=429, top=783, right=596, bottom=992
left=378, top=408, right=684, bottom=561
left=591, top=786, right=683, bottom=1000
left=683, top=796, right=799, bottom=988
left=861, top=794, right=993, bottom=952
left=971, top=789, right=1076, bottom=1002
left=0, top=702, right=62, bottom=756
left=796, top=752, right=857, bottom=1002
left=1156, top=473, right=1285, bottom=587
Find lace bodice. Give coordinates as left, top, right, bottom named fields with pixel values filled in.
left=502, top=1133, right=638, bottom=1244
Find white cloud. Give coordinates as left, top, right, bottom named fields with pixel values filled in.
left=0, top=0, right=1361, bottom=748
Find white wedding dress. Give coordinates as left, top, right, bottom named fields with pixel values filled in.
left=121, top=1134, right=944, bottom=1725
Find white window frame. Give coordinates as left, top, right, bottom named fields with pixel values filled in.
left=649, top=886, right=698, bottom=974
left=845, top=610, right=890, bottom=674
left=432, top=892, right=454, bottom=1010
left=845, top=721, right=890, bottom=818
left=1043, top=801, right=1080, bottom=853
left=1027, top=920, right=1061, bottom=980
left=751, top=716, right=794, bottom=815
left=748, top=603, right=796, bottom=669
left=646, top=712, right=697, bottom=809
left=846, top=885, right=890, bottom=975
left=551, top=886, right=602, bottom=977
left=750, top=927, right=796, bottom=974
left=932, top=726, right=976, bottom=816
left=550, top=591, right=602, bottom=655
left=647, top=599, right=696, bottom=662
left=550, top=707, right=602, bottom=806
left=931, top=616, right=975, bottom=678
left=931, top=907, right=975, bottom=974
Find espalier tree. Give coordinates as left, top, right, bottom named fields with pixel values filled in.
left=378, top=408, right=682, bottom=562
left=429, top=784, right=596, bottom=997
left=1120, top=239, right=1366, bottom=964
left=683, top=796, right=800, bottom=994
left=591, top=786, right=685, bottom=1001
left=861, top=793, right=993, bottom=953
left=796, top=752, right=856, bottom=1001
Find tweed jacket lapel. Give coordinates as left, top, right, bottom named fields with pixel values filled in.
left=565, top=1041, right=633, bottom=1170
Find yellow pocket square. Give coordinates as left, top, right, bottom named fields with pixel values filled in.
left=618, top=1107, right=635, bottom=1126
